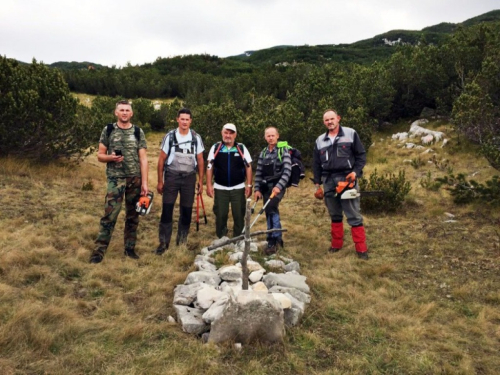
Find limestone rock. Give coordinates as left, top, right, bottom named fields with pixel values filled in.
left=263, top=273, right=310, bottom=293
left=184, top=271, right=221, bottom=287
left=174, top=305, right=209, bottom=335
left=219, top=265, right=242, bottom=281
left=173, top=282, right=206, bottom=306
left=208, top=291, right=285, bottom=344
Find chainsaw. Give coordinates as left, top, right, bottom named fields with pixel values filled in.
left=136, top=192, right=154, bottom=215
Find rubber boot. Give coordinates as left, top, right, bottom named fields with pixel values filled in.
left=330, top=222, right=344, bottom=252
left=351, top=225, right=368, bottom=258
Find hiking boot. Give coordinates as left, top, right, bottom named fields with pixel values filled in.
left=176, top=233, right=188, bottom=246
left=357, top=251, right=369, bottom=260
left=329, top=247, right=341, bottom=253
left=154, top=242, right=168, bottom=255
left=124, top=248, right=140, bottom=259
left=89, top=251, right=104, bottom=264
left=276, top=239, right=284, bottom=249
left=265, top=239, right=277, bottom=256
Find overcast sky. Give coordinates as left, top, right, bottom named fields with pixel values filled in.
left=1, top=0, right=498, bottom=67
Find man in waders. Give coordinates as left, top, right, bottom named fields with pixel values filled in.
left=254, top=127, right=291, bottom=255
left=154, top=108, right=205, bottom=254
left=312, top=109, right=369, bottom=260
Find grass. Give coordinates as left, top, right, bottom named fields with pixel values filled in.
left=0, top=122, right=499, bottom=374
left=72, top=93, right=180, bottom=107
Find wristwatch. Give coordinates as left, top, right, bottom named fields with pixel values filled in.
left=247, top=184, right=253, bottom=188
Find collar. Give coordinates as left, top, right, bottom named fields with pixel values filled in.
left=322, top=126, right=344, bottom=141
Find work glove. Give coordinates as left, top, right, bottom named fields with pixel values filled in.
left=314, top=187, right=324, bottom=200
left=346, top=172, right=356, bottom=182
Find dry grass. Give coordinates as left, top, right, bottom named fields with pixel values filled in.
left=0, top=122, right=499, bottom=374
left=72, top=93, right=179, bottom=108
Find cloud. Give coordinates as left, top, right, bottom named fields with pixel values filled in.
left=0, top=0, right=497, bottom=66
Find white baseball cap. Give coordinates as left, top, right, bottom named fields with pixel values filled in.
left=222, top=123, right=237, bottom=133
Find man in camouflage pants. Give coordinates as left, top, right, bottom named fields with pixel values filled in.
left=90, top=100, right=149, bottom=264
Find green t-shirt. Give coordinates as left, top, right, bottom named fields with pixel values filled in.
left=99, top=124, right=147, bottom=178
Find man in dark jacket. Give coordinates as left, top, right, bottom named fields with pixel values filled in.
left=254, top=127, right=291, bottom=255
left=206, top=123, right=253, bottom=238
left=312, top=109, right=369, bottom=260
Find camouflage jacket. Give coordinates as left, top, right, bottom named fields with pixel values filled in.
left=99, top=123, right=147, bottom=178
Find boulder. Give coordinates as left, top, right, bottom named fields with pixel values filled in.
left=184, top=271, right=221, bottom=287
left=263, top=273, right=310, bottom=294
left=208, top=291, right=285, bottom=344
left=174, top=305, right=209, bottom=335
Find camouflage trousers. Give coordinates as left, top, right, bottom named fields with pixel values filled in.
left=94, top=176, right=141, bottom=254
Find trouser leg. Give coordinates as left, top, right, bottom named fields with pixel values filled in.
left=95, top=178, right=126, bottom=253
left=124, top=176, right=141, bottom=251
left=177, top=173, right=196, bottom=244
left=213, top=189, right=230, bottom=238
left=160, top=171, right=179, bottom=245
left=230, top=188, right=246, bottom=237
left=351, top=225, right=368, bottom=253
left=263, top=187, right=284, bottom=242
left=331, top=222, right=344, bottom=249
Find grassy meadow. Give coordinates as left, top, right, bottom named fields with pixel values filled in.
left=0, top=121, right=499, bottom=374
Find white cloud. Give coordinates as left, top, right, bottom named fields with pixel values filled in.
left=0, top=0, right=497, bottom=66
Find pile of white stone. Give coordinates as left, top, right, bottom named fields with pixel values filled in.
left=392, top=119, right=448, bottom=148
left=172, top=237, right=311, bottom=344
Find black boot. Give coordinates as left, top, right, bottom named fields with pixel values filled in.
left=124, top=248, right=140, bottom=259
left=154, top=242, right=168, bottom=255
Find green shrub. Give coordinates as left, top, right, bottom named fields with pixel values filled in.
left=436, top=173, right=500, bottom=205
left=0, top=57, right=102, bottom=160
left=359, top=169, right=411, bottom=212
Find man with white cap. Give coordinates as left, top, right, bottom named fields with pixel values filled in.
left=206, top=123, right=253, bottom=238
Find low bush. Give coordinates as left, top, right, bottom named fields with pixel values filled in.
left=359, top=169, right=411, bottom=212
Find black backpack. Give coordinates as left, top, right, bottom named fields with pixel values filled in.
left=106, top=123, right=141, bottom=142
left=261, top=141, right=305, bottom=187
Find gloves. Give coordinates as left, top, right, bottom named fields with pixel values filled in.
left=314, top=187, right=324, bottom=200
left=346, top=172, right=356, bottom=182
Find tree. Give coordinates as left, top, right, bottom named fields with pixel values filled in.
left=0, top=57, right=101, bottom=160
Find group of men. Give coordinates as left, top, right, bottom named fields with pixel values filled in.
left=89, top=101, right=369, bottom=264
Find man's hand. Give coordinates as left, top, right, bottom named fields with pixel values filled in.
left=254, top=191, right=262, bottom=201
left=314, top=186, right=324, bottom=200
left=206, top=185, right=214, bottom=198
left=197, top=181, right=203, bottom=195
left=346, top=172, right=356, bottom=182
left=245, top=186, right=252, bottom=198
left=272, top=186, right=281, bottom=196
left=157, top=182, right=164, bottom=195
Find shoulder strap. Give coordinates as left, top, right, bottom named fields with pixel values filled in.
left=213, top=142, right=223, bottom=160
left=133, top=125, right=140, bottom=142
left=106, top=123, right=114, bottom=138
left=107, top=123, right=141, bottom=143
left=235, top=143, right=249, bottom=167
left=190, top=129, right=197, bottom=154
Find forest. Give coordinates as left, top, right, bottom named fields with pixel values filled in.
left=1, top=11, right=499, bottom=172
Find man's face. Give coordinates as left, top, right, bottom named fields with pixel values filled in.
left=323, top=111, right=340, bottom=131
left=265, top=128, right=279, bottom=146
left=222, top=129, right=236, bottom=146
left=177, top=114, right=192, bottom=130
left=115, top=104, right=133, bottom=123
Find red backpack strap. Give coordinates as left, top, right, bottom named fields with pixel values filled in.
left=235, top=143, right=249, bottom=167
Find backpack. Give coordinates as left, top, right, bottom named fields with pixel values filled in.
left=261, top=141, right=305, bottom=187
left=212, top=142, right=249, bottom=168
left=106, top=123, right=141, bottom=142
left=167, top=129, right=198, bottom=156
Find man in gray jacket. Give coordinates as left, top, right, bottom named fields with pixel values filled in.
left=312, top=109, right=369, bottom=260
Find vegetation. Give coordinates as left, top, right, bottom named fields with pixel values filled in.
left=0, top=123, right=499, bottom=374
left=0, top=57, right=102, bottom=160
